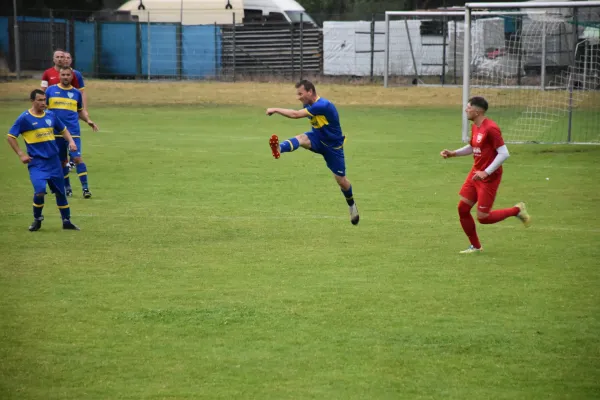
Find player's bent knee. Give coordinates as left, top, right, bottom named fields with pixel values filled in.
left=73, top=157, right=83, bottom=164
left=476, top=212, right=490, bottom=223
left=34, top=192, right=45, bottom=198
left=458, top=200, right=473, bottom=216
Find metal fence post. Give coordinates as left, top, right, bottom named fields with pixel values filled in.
left=50, top=9, right=55, bottom=54
left=370, top=14, right=375, bottom=81
left=300, top=13, right=304, bottom=80
left=442, top=15, right=447, bottom=85
left=291, top=23, right=295, bottom=80
left=12, top=0, right=20, bottom=79
left=214, top=22, right=218, bottom=80
left=232, top=12, right=236, bottom=82
left=176, top=23, right=183, bottom=80
left=94, top=20, right=101, bottom=78
left=136, top=21, right=142, bottom=79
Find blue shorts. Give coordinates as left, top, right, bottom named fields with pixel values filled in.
left=56, top=137, right=82, bottom=162
left=305, top=132, right=347, bottom=177
left=28, top=155, right=66, bottom=195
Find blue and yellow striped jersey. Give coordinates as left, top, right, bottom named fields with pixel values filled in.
left=46, top=84, right=83, bottom=136
left=8, top=110, right=66, bottom=159
left=303, top=97, right=345, bottom=148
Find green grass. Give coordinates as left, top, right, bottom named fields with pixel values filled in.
left=1, top=103, right=599, bottom=399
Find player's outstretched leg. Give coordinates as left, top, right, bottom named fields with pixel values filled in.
left=458, top=200, right=483, bottom=254
left=269, top=135, right=280, bottom=159
left=29, top=193, right=45, bottom=231
left=477, top=205, right=520, bottom=225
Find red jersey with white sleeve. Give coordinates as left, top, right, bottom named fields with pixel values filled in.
left=470, top=118, right=504, bottom=178
left=41, top=67, right=80, bottom=90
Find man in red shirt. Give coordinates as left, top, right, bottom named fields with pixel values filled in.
left=41, top=50, right=80, bottom=91
left=440, top=96, right=532, bottom=254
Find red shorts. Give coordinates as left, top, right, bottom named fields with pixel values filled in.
left=459, top=171, right=502, bottom=212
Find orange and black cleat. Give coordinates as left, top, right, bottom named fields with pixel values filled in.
left=269, top=134, right=280, bottom=159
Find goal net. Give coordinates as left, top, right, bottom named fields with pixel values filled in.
left=384, top=2, right=600, bottom=144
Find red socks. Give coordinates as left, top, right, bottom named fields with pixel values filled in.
left=477, top=207, right=519, bottom=224
left=458, top=201, right=481, bottom=249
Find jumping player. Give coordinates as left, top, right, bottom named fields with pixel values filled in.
left=266, top=80, right=359, bottom=225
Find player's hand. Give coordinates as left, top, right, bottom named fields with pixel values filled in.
left=87, top=120, right=99, bottom=132
left=440, top=149, right=454, bottom=159
left=266, top=108, right=276, bottom=116
left=472, top=171, right=489, bottom=181
left=68, top=141, right=78, bottom=152
left=19, top=154, right=32, bottom=164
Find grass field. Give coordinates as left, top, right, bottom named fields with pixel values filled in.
left=0, top=81, right=599, bottom=399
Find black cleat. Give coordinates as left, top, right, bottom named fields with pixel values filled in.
left=29, top=217, right=44, bottom=232
left=62, top=219, right=80, bottom=231
left=66, top=188, right=73, bottom=197
left=83, top=189, right=92, bottom=199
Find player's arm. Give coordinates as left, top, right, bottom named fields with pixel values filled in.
left=40, top=71, right=49, bottom=92
left=78, top=110, right=98, bottom=132
left=473, top=126, right=509, bottom=181
left=7, top=135, right=31, bottom=164
left=440, top=144, right=473, bottom=159
left=75, top=71, right=88, bottom=110
left=266, top=108, right=310, bottom=119
left=53, top=117, right=77, bottom=151
left=7, top=118, right=30, bottom=163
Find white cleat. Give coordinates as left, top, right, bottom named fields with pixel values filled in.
left=459, top=245, right=483, bottom=254
left=349, top=204, right=359, bottom=225
left=515, top=202, right=532, bottom=228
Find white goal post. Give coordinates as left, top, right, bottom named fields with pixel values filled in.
left=384, top=2, right=600, bottom=144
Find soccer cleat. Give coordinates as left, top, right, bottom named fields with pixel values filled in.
left=62, top=219, right=80, bottom=231
left=68, top=161, right=76, bottom=171
left=269, top=134, right=280, bottom=159
left=66, top=187, right=73, bottom=197
left=349, top=204, right=360, bottom=225
left=83, top=188, right=92, bottom=199
left=459, top=245, right=483, bottom=254
left=515, top=202, right=531, bottom=227
left=28, top=216, right=44, bottom=232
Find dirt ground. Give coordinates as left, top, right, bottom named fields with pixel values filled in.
left=1, top=79, right=598, bottom=109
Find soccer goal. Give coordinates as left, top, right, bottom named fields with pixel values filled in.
left=384, top=2, right=600, bottom=144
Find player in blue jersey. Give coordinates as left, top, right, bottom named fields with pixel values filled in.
left=7, top=89, right=80, bottom=231
left=46, top=67, right=99, bottom=198
left=266, top=80, right=359, bottom=225
left=63, top=52, right=89, bottom=171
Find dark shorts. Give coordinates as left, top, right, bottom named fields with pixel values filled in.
left=56, top=137, right=82, bottom=162
left=28, top=154, right=66, bottom=195
left=305, top=132, right=346, bottom=177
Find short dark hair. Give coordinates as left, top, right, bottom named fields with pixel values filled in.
left=30, top=89, right=45, bottom=101
left=295, top=79, right=316, bottom=94
left=469, top=96, right=488, bottom=112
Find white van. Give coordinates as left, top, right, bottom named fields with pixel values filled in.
left=117, top=0, right=316, bottom=26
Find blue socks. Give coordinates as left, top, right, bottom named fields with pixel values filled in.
left=63, top=165, right=71, bottom=191
left=341, top=185, right=355, bottom=206
left=280, top=137, right=300, bottom=153
left=56, top=192, right=71, bottom=220
left=33, top=194, right=44, bottom=219
left=76, top=163, right=88, bottom=190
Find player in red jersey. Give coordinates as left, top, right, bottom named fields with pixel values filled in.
left=41, top=50, right=80, bottom=91
left=440, top=96, right=531, bottom=254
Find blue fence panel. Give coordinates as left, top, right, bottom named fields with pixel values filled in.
left=0, top=17, right=8, bottom=56
left=100, top=23, right=137, bottom=75
left=74, top=21, right=95, bottom=74
left=141, top=24, right=177, bottom=77
left=183, top=25, right=221, bottom=78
